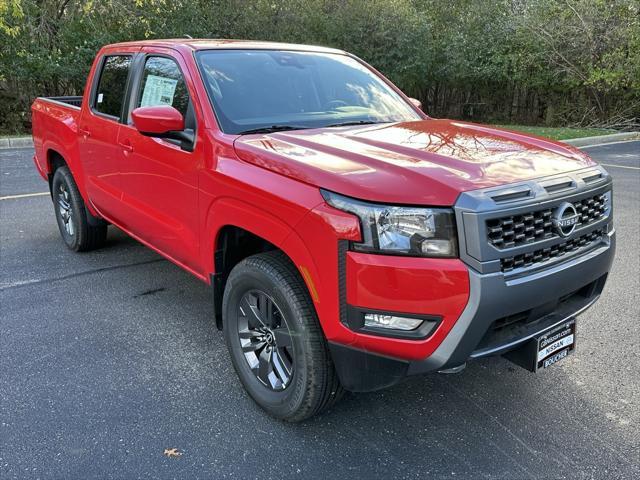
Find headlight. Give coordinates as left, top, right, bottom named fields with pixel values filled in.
left=322, top=190, right=458, bottom=257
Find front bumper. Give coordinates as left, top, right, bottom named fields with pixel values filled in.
left=329, top=168, right=615, bottom=392
left=330, top=229, right=614, bottom=391
left=411, top=228, right=614, bottom=372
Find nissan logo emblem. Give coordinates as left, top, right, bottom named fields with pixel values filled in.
left=552, top=202, right=580, bottom=237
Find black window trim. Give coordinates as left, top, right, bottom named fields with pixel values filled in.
left=89, top=53, right=136, bottom=124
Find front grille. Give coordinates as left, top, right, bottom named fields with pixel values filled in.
left=574, top=193, right=607, bottom=225
left=500, top=228, right=605, bottom=272
left=487, top=193, right=607, bottom=249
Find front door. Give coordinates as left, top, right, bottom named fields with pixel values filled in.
left=116, top=50, right=202, bottom=272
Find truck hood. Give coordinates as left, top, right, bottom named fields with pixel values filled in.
left=233, top=119, right=596, bottom=205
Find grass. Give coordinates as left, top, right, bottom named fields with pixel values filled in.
left=492, top=125, right=615, bottom=141
left=0, top=133, right=30, bottom=138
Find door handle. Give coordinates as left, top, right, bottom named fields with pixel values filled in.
left=118, top=141, right=134, bottom=153
left=79, top=128, right=91, bottom=138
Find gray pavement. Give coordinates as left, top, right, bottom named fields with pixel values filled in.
left=1, top=142, right=639, bottom=479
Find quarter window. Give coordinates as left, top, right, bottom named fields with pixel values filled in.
left=138, top=56, right=189, bottom=116
left=94, top=55, right=132, bottom=118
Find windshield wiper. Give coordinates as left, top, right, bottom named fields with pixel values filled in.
left=238, top=120, right=382, bottom=135
left=324, top=120, right=381, bottom=128
left=238, top=125, right=310, bottom=135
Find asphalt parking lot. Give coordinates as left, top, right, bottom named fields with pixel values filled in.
left=1, top=141, right=639, bottom=479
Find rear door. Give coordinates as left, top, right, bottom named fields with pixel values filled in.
left=116, top=48, right=202, bottom=272
left=79, top=47, right=138, bottom=218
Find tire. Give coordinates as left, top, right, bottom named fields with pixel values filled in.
left=51, top=166, right=107, bottom=252
left=222, top=251, right=344, bottom=422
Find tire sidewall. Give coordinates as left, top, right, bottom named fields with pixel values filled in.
left=223, top=263, right=311, bottom=419
left=52, top=167, right=84, bottom=251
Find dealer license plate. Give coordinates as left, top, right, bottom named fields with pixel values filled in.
left=536, top=319, right=576, bottom=370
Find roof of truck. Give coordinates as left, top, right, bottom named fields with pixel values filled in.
left=106, top=39, right=346, bottom=54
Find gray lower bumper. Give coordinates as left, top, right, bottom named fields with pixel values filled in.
left=408, top=228, right=615, bottom=374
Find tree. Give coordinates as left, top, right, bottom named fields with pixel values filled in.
left=0, top=0, right=638, bottom=133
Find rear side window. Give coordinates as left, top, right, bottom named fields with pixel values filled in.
left=137, top=56, right=189, bottom=116
left=94, top=55, right=132, bottom=118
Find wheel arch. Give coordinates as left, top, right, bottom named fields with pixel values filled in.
left=205, top=199, right=324, bottom=332
left=41, top=137, right=99, bottom=217
left=46, top=148, right=68, bottom=196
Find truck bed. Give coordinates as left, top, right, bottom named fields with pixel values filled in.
left=31, top=96, right=83, bottom=180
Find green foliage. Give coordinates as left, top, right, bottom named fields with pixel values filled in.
left=493, top=125, right=615, bottom=140
left=0, top=0, right=638, bottom=133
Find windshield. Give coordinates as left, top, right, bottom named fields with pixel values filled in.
left=195, top=49, right=421, bottom=134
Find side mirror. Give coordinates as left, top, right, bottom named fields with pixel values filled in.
left=408, top=97, right=422, bottom=110
left=131, top=105, right=194, bottom=151
left=132, top=105, right=185, bottom=134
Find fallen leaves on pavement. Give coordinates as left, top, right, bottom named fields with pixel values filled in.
left=163, top=448, right=183, bottom=458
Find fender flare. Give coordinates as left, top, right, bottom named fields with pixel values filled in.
left=43, top=139, right=100, bottom=219
left=203, top=196, right=294, bottom=272
left=203, top=197, right=327, bottom=330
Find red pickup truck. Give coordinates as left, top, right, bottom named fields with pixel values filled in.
left=31, top=39, right=615, bottom=421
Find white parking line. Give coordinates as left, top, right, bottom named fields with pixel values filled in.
left=0, top=192, right=49, bottom=200
left=600, top=163, right=640, bottom=171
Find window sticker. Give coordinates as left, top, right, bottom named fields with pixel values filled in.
left=97, top=93, right=104, bottom=104
left=140, top=75, right=178, bottom=108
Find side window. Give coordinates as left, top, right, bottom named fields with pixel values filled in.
left=138, top=56, right=189, bottom=116
left=94, top=55, right=132, bottom=118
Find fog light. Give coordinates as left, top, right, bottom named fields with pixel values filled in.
left=420, top=239, right=454, bottom=256
left=364, top=313, right=423, bottom=331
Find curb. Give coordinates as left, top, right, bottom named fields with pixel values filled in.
left=0, top=136, right=33, bottom=149
left=563, top=132, right=639, bottom=148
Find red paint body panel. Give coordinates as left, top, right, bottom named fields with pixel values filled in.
left=345, top=253, right=470, bottom=359
left=30, top=100, right=83, bottom=190
left=116, top=123, right=203, bottom=272
left=234, top=120, right=596, bottom=206
left=30, top=39, right=602, bottom=363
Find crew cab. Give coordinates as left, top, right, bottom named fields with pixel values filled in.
left=31, top=40, right=615, bottom=421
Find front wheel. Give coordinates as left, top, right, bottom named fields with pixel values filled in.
left=52, top=166, right=107, bottom=252
left=222, top=251, right=344, bottom=422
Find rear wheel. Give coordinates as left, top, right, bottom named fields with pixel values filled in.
left=52, top=166, right=107, bottom=252
left=222, top=251, right=344, bottom=422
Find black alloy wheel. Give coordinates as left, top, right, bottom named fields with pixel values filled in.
left=56, top=179, right=76, bottom=238
left=237, top=290, right=294, bottom=390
